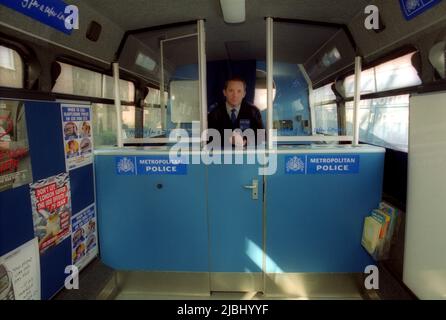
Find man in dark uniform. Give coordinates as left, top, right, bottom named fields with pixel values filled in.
left=208, top=77, right=264, bottom=147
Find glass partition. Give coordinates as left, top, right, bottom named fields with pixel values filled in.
left=117, top=23, right=201, bottom=142
left=143, top=88, right=165, bottom=138
left=272, top=22, right=312, bottom=138
left=92, top=103, right=117, bottom=148
left=271, top=21, right=347, bottom=142
left=314, top=103, right=339, bottom=136
left=162, top=32, right=199, bottom=138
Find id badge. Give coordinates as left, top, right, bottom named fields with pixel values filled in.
left=239, top=119, right=251, bottom=130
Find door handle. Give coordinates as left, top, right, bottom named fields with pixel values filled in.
left=243, top=179, right=258, bottom=200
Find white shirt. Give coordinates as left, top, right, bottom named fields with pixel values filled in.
left=225, top=102, right=241, bottom=119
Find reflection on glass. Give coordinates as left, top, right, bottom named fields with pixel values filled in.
left=254, top=69, right=276, bottom=111
left=320, top=47, right=341, bottom=68
left=271, top=62, right=311, bottom=137
left=314, top=104, right=338, bottom=136
left=135, top=52, right=156, bottom=72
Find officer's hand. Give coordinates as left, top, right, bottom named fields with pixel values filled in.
left=230, top=132, right=246, bottom=147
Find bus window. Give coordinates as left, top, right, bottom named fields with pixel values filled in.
left=344, top=68, right=376, bottom=97
left=341, top=52, right=420, bottom=151
left=375, top=53, right=422, bottom=91
left=343, top=52, right=421, bottom=97
left=346, top=95, right=409, bottom=152
left=102, top=76, right=135, bottom=102
left=313, top=83, right=336, bottom=106
left=52, top=62, right=102, bottom=98
left=0, top=45, right=23, bottom=88
left=53, top=62, right=135, bottom=103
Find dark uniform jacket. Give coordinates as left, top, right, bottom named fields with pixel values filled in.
left=207, top=100, right=264, bottom=147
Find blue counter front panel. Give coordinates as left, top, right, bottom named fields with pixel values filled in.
left=95, top=148, right=384, bottom=274
left=208, top=163, right=263, bottom=273
left=266, top=152, right=384, bottom=272
left=95, top=155, right=209, bottom=272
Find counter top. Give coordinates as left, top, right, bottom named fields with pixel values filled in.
left=94, top=144, right=385, bottom=156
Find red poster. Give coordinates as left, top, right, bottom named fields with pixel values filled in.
left=0, top=100, right=32, bottom=192
left=30, top=173, right=72, bottom=253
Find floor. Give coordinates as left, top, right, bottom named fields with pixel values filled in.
left=114, top=290, right=371, bottom=300
left=54, top=258, right=414, bottom=300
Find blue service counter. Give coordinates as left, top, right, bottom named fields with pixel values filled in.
left=94, top=145, right=384, bottom=275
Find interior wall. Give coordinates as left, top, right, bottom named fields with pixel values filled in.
left=405, top=91, right=446, bottom=299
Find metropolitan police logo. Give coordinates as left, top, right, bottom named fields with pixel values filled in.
left=286, top=156, right=305, bottom=173
left=405, top=0, right=420, bottom=12
left=117, top=157, right=135, bottom=174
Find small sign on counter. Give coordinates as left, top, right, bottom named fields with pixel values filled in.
left=115, top=156, right=188, bottom=175
left=285, top=154, right=360, bottom=175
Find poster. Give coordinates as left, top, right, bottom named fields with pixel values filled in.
left=71, top=204, right=98, bottom=270
left=61, top=104, right=93, bottom=171
left=30, top=173, right=72, bottom=254
left=0, top=238, right=40, bottom=300
left=0, top=100, right=33, bottom=192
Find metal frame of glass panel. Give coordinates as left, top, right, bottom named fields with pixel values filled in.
left=266, top=18, right=361, bottom=146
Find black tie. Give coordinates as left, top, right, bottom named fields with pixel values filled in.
left=231, top=108, right=237, bottom=125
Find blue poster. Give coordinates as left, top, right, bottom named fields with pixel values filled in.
left=399, top=0, right=443, bottom=20
left=285, top=155, right=360, bottom=175
left=71, top=204, right=98, bottom=269
left=116, top=156, right=188, bottom=175
left=0, top=0, right=74, bottom=34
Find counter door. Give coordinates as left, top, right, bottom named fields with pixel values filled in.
left=208, top=163, right=264, bottom=292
